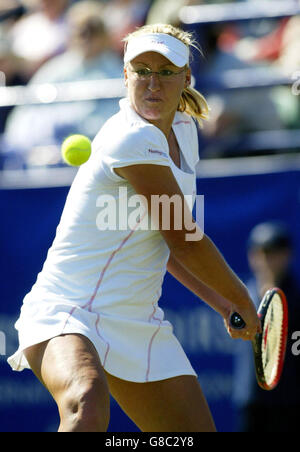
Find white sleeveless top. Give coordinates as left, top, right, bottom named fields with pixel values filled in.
left=8, top=98, right=200, bottom=382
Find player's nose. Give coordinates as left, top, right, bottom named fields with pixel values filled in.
left=147, top=73, right=161, bottom=91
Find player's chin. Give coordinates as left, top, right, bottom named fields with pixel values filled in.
left=141, top=105, right=163, bottom=120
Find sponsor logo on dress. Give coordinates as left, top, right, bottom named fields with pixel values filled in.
left=148, top=149, right=168, bottom=158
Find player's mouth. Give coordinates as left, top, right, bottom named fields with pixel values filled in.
left=145, top=97, right=162, bottom=103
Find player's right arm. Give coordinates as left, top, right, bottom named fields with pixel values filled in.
left=115, top=163, right=259, bottom=339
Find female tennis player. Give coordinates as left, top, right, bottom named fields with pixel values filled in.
left=8, top=24, right=260, bottom=432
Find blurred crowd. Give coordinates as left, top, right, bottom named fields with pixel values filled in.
left=0, top=0, right=299, bottom=167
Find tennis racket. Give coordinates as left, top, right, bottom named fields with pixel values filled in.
left=230, top=288, right=288, bottom=391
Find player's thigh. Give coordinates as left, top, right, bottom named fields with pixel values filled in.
left=24, top=334, right=110, bottom=415
left=105, top=372, right=216, bottom=432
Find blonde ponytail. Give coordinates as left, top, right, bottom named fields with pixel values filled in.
left=179, top=86, right=210, bottom=128
left=123, top=23, right=210, bottom=127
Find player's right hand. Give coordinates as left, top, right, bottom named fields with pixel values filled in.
left=224, top=301, right=261, bottom=341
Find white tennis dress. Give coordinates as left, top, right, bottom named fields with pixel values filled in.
left=8, top=98, right=199, bottom=382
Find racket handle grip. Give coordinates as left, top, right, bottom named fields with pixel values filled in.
left=230, top=312, right=246, bottom=329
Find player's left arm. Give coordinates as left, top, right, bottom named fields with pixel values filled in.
left=167, top=253, right=233, bottom=319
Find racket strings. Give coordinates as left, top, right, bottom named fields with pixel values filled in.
left=261, top=296, right=284, bottom=385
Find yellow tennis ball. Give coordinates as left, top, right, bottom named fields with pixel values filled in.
left=61, top=134, right=92, bottom=166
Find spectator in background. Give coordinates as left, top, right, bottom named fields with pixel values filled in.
left=276, top=15, right=300, bottom=75
left=0, top=2, right=27, bottom=132
left=0, top=35, right=27, bottom=134
left=233, top=15, right=300, bottom=132
left=234, top=14, right=300, bottom=76
left=233, top=221, right=300, bottom=432
left=270, top=15, right=300, bottom=131
left=103, top=0, right=152, bottom=55
left=196, top=24, right=284, bottom=157
left=2, top=1, right=123, bottom=165
left=7, top=0, right=71, bottom=81
left=145, top=0, right=252, bottom=26
left=146, top=0, right=197, bottom=27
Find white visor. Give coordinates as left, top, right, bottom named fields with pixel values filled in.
left=124, top=33, right=189, bottom=68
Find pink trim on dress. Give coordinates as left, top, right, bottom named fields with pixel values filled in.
left=146, top=300, right=163, bottom=382
left=62, top=209, right=148, bottom=369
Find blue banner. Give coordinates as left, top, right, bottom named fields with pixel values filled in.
left=0, top=168, right=299, bottom=432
